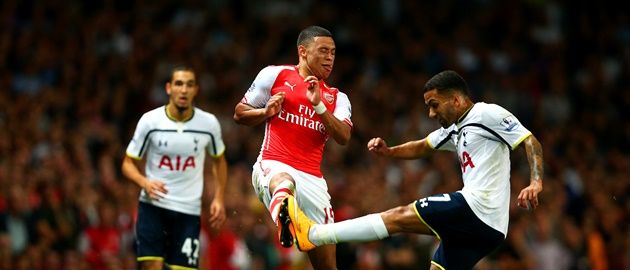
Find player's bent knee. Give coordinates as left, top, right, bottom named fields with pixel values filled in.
left=269, top=172, right=295, bottom=190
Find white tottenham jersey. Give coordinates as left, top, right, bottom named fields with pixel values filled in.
left=126, top=106, right=225, bottom=216
left=426, top=102, right=531, bottom=235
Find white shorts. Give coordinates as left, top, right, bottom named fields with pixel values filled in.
left=252, top=159, right=334, bottom=224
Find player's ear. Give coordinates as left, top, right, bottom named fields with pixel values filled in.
left=298, top=45, right=307, bottom=58
left=165, top=82, right=172, bottom=95
left=452, top=93, right=463, bottom=107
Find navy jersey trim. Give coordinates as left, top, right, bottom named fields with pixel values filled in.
left=434, top=130, right=458, bottom=149
left=138, top=129, right=217, bottom=156
left=459, top=123, right=510, bottom=148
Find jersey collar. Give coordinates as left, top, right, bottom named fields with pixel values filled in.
left=164, top=105, right=195, bottom=122
left=456, top=103, right=475, bottom=124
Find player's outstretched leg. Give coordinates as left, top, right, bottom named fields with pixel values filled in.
left=277, top=197, right=295, bottom=247
left=281, top=195, right=316, bottom=251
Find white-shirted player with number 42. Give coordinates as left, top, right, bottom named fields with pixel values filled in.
left=234, top=25, right=351, bottom=270
left=283, top=70, right=544, bottom=270
left=122, top=66, right=228, bottom=270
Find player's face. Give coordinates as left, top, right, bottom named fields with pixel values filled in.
left=166, top=71, right=198, bottom=110
left=303, top=36, right=335, bottom=79
left=424, top=89, right=458, bottom=127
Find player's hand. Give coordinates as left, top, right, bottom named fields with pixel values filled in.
left=517, top=180, right=542, bottom=210
left=367, top=137, right=390, bottom=156
left=143, top=179, right=168, bottom=200
left=208, top=200, right=226, bottom=230
left=265, top=92, right=285, bottom=117
left=304, top=75, right=321, bottom=105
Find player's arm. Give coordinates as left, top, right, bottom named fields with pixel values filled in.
left=317, top=108, right=351, bottom=145
left=367, top=137, right=436, bottom=159
left=233, top=92, right=285, bottom=126
left=121, top=155, right=148, bottom=188
left=234, top=66, right=285, bottom=126
left=205, top=152, right=227, bottom=229
left=304, top=76, right=351, bottom=145
left=121, top=155, right=167, bottom=200
left=517, top=134, right=544, bottom=209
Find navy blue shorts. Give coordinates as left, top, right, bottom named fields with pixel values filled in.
left=136, top=201, right=201, bottom=269
left=414, top=192, right=504, bottom=269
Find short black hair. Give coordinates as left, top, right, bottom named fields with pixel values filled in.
left=170, top=65, right=195, bottom=82
left=297, top=26, right=332, bottom=47
left=423, top=70, right=469, bottom=96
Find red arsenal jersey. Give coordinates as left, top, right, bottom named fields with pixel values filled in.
left=241, top=65, right=352, bottom=177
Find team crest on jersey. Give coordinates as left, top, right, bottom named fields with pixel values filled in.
left=324, top=93, right=334, bottom=104
left=500, top=116, right=519, bottom=131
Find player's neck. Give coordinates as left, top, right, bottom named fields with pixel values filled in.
left=457, top=101, right=475, bottom=123
left=297, top=63, right=316, bottom=79
left=166, top=103, right=193, bottom=122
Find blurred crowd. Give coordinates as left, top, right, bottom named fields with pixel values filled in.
left=0, top=0, right=628, bottom=269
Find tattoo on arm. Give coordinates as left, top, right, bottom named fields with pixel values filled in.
left=524, top=135, right=544, bottom=182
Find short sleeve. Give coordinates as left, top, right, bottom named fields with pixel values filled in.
left=206, top=115, right=226, bottom=157
left=482, top=104, right=531, bottom=150
left=240, top=66, right=282, bottom=108
left=332, top=92, right=353, bottom=127
left=426, top=125, right=457, bottom=152
left=126, top=113, right=152, bottom=159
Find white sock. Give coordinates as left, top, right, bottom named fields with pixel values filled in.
left=309, top=214, right=389, bottom=245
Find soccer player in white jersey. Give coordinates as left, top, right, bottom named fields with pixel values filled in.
left=283, top=70, right=544, bottom=270
left=234, top=25, right=352, bottom=269
left=122, top=66, right=228, bottom=270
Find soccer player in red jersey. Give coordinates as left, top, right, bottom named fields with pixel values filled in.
left=234, top=25, right=352, bottom=269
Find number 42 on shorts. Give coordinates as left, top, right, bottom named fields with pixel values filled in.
left=181, top=237, right=200, bottom=265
